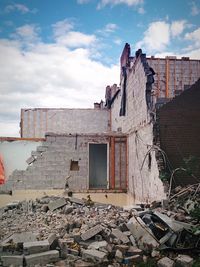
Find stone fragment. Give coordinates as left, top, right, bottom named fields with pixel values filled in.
left=25, top=250, right=59, bottom=266
left=63, top=205, right=73, bottom=214
left=176, top=254, right=193, bottom=267
left=82, top=249, right=107, bottom=262
left=47, top=233, right=57, bottom=246
left=69, top=197, right=84, bottom=205
left=157, top=257, right=175, bottom=267
left=81, top=225, right=102, bottom=241
left=1, top=255, right=24, bottom=267
left=111, top=228, right=129, bottom=244
left=23, top=240, right=50, bottom=254
left=88, top=241, right=108, bottom=250
left=151, top=249, right=160, bottom=258
left=1, top=232, right=37, bottom=246
left=115, top=249, right=123, bottom=263
left=74, top=260, right=94, bottom=266
left=26, top=156, right=36, bottom=165
left=48, top=198, right=66, bottom=211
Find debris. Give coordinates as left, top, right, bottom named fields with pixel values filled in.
left=81, top=225, right=102, bottom=241
left=48, top=198, right=66, bottom=211
left=23, top=240, right=50, bottom=254
left=1, top=255, right=24, bottom=267
left=25, top=250, right=59, bottom=266
left=157, top=257, right=175, bottom=267
left=0, top=191, right=199, bottom=266
left=175, top=254, right=194, bottom=267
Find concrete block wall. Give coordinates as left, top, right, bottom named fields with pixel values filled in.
left=111, top=53, right=165, bottom=202
left=21, top=109, right=110, bottom=138
left=2, top=134, right=109, bottom=190
left=111, top=59, right=148, bottom=133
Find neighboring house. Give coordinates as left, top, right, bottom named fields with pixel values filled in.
left=1, top=43, right=200, bottom=202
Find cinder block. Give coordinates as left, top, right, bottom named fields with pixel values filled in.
left=1, top=255, right=24, bottom=267
left=25, top=250, right=59, bottom=266
left=23, top=240, right=50, bottom=254
left=81, top=225, right=102, bottom=241
left=112, top=228, right=129, bottom=244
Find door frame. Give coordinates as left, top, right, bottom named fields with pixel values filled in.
left=88, top=142, right=109, bottom=189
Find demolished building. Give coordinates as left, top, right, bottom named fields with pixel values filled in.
left=0, top=43, right=200, bottom=203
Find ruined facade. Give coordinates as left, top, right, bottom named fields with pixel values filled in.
left=1, top=43, right=200, bottom=202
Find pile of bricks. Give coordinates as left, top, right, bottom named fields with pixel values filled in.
left=0, top=194, right=199, bottom=266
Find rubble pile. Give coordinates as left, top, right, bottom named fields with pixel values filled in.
left=0, top=187, right=200, bottom=267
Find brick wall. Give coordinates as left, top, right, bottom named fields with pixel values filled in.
left=158, top=79, right=200, bottom=186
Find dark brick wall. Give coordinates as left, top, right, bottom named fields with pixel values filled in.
left=157, top=78, right=200, bottom=186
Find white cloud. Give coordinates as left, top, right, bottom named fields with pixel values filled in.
left=52, top=19, right=74, bottom=37
left=12, top=24, right=40, bottom=44
left=97, top=0, right=143, bottom=9
left=52, top=19, right=96, bottom=48
left=185, top=27, right=200, bottom=47
left=114, top=38, right=122, bottom=45
left=170, top=20, right=187, bottom=37
left=55, top=31, right=96, bottom=48
left=135, top=21, right=170, bottom=52
left=4, top=3, right=36, bottom=14
left=0, top=37, right=119, bottom=136
left=104, top=23, right=118, bottom=32
left=138, top=6, right=145, bottom=14
left=77, top=0, right=91, bottom=3
left=190, top=1, right=200, bottom=16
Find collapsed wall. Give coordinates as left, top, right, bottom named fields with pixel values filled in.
left=110, top=44, right=165, bottom=202
left=1, top=133, right=127, bottom=191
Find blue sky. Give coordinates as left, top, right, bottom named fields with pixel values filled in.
left=0, top=0, right=200, bottom=136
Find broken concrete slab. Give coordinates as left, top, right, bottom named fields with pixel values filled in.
left=88, top=240, right=108, bottom=250
left=81, top=224, right=102, bottom=241
left=25, top=250, right=59, bottom=266
left=48, top=198, right=66, bottom=211
left=157, top=257, right=175, bottom=267
left=111, top=228, right=129, bottom=244
left=127, top=216, right=160, bottom=250
left=1, top=232, right=37, bottom=247
left=82, top=249, right=107, bottom=262
left=69, top=197, right=85, bottom=205
left=63, top=205, right=73, bottom=214
left=23, top=240, right=50, bottom=254
left=1, top=255, right=24, bottom=267
left=176, top=254, right=194, bottom=267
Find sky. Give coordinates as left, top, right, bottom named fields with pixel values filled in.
left=0, top=0, right=200, bottom=137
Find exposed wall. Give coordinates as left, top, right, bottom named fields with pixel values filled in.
left=21, top=108, right=110, bottom=138
left=0, top=138, right=43, bottom=180
left=111, top=50, right=165, bottom=202
left=158, top=79, right=200, bottom=186
left=1, top=134, right=127, bottom=191
left=147, top=57, right=200, bottom=99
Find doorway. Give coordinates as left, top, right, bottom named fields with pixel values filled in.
left=89, top=143, right=108, bottom=189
